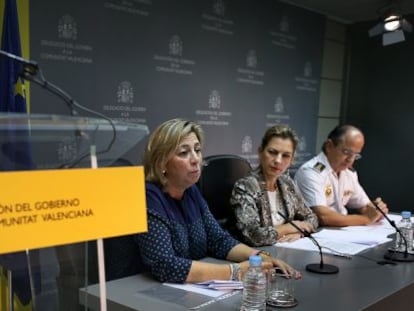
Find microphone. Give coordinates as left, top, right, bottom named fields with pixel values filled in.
left=0, top=49, right=39, bottom=76
left=372, top=201, right=414, bottom=262
left=0, top=49, right=79, bottom=116
left=260, top=180, right=339, bottom=274
left=257, top=181, right=338, bottom=274
left=276, top=211, right=339, bottom=274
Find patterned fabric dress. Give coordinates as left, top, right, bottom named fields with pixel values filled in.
left=230, top=167, right=318, bottom=246
left=135, top=182, right=239, bottom=282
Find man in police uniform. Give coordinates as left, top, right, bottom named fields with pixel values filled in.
left=295, top=125, right=388, bottom=227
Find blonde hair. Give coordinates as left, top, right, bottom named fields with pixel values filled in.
left=144, top=118, right=204, bottom=188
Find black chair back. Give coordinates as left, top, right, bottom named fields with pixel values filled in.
left=197, top=154, right=252, bottom=230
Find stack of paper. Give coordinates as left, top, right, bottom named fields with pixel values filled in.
left=276, top=219, right=394, bottom=256
left=313, top=228, right=391, bottom=246
left=164, top=280, right=242, bottom=299
left=195, top=280, right=243, bottom=290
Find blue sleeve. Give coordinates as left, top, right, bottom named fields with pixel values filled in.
left=203, top=206, right=240, bottom=258
left=190, top=187, right=240, bottom=258
left=135, top=184, right=239, bottom=283
left=134, top=186, right=192, bottom=283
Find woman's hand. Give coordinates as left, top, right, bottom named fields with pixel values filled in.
left=239, top=259, right=274, bottom=281
left=277, top=232, right=302, bottom=242
left=258, top=253, right=301, bottom=279
left=270, top=258, right=301, bottom=279
left=276, top=221, right=314, bottom=239
left=238, top=260, right=252, bottom=281
left=292, top=220, right=315, bottom=233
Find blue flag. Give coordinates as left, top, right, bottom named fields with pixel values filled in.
left=0, top=0, right=35, bottom=172
left=0, top=0, right=27, bottom=112
left=0, top=0, right=40, bottom=307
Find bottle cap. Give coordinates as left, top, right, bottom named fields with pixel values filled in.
left=249, top=255, right=262, bottom=266
left=401, top=211, right=412, bottom=218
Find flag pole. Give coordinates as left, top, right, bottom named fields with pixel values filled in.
left=90, top=145, right=108, bottom=311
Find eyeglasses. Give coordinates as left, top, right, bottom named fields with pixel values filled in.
left=341, top=148, right=362, bottom=160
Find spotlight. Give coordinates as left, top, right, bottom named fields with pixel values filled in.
left=383, top=14, right=401, bottom=31
left=368, top=4, right=412, bottom=46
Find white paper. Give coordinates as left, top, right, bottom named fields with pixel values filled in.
left=276, top=220, right=394, bottom=256
left=163, top=282, right=231, bottom=298
left=313, top=228, right=391, bottom=246
left=276, top=237, right=370, bottom=255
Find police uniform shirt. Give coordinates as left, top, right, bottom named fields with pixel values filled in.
left=294, top=152, right=370, bottom=215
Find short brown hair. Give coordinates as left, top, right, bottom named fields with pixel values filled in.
left=260, top=125, right=299, bottom=153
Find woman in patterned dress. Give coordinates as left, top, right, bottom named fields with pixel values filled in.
left=230, top=125, right=318, bottom=247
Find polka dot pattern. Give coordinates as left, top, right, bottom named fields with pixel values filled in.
left=135, top=183, right=239, bottom=282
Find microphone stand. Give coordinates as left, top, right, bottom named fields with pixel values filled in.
left=373, top=202, right=414, bottom=262
left=1, top=49, right=79, bottom=116
left=0, top=49, right=117, bottom=168
left=277, top=211, right=339, bottom=274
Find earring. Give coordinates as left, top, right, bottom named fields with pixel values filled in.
left=162, top=170, right=166, bottom=175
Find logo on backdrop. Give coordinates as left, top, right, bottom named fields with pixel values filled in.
left=274, top=96, right=285, bottom=113
left=117, top=81, right=134, bottom=104
left=169, top=35, right=183, bottom=57
left=213, top=0, right=225, bottom=16
left=304, top=61, right=312, bottom=77
left=57, top=137, right=78, bottom=163
left=295, top=61, right=318, bottom=92
left=195, top=90, right=231, bottom=126
left=297, top=136, right=307, bottom=151
left=104, top=0, right=152, bottom=16
left=208, top=90, right=221, bottom=109
left=242, top=136, right=253, bottom=154
left=40, top=15, right=93, bottom=64
left=153, top=35, right=195, bottom=75
left=280, top=15, right=290, bottom=32
left=246, top=50, right=258, bottom=68
left=102, top=81, right=147, bottom=124
left=295, top=136, right=312, bottom=168
left=265, top=96, right=290, bottom=127
left=241, top=136, right=258, bottom=166
left=201, top=0, right=234, bottom=35
left=236, top=49, right=264, bottom=85
left=269, top=13, right=297, bottom=49
left=58, top=15, right=77, bottom=40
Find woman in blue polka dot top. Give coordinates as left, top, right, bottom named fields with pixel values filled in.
left=135, top=119, right=300, bottom=283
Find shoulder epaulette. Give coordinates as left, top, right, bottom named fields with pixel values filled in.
left=313, top=162, right=325, bottom=172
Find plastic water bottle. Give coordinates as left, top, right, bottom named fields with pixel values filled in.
left=240, top=255, right=266, bottom=311
left=395, top=211, right=413, bottom=252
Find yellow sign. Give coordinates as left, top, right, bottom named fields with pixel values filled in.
left=0, top=167, right=147, bottom=254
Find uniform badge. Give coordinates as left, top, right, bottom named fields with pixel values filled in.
left=314, top=162, right=325, bottom=172
left=325, top=185, right=333, bottom=197
left=344, top=190, right=353, bottom=197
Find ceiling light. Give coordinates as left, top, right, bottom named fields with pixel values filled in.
left=368, top=7, right=412, bottom=46
left=383, top=15, right=401, bottom=31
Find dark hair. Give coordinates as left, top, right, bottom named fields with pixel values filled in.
left=260, top=125, right=299, bottom=152
left=322, top=124, right=362, bottom=152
